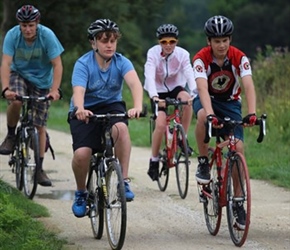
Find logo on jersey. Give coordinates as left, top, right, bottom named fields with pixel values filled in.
left=209, top=71, right=234, bottom=93
left=195, top=65, right=203, bottom=73
left=243, top=62, right=250, bottom=70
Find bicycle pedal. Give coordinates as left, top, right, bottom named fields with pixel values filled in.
left=126, top=198, right=134, bottom=202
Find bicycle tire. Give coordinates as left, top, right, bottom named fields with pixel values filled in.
left=157, top=148, right=170, bottom=191
left=105, top=160, right=127, bottom=250
left=175, top=124, right=189, bottom=199
left=23, top=129, right=40, bottom=199
left=226, top=152, right=251, bottom=247
left=88, top=167, right=104, bottom=239
left=13, top=132, right=24, bottom=191
left=203, top=147, right=222, bottom=235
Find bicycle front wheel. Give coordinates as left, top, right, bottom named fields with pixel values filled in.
left=226, top=152, right=251, bottom=247
left=157, top=148, right=170, bottom=192
left=12, top=133, right=24, bottom=191
left=175, top=124, right=189, bottom=199
left=203, top=147, right=222, bottom=235
left=88, top=167, right=104, bottom=239
left=105, top=160, right=127, bottom=250
left=23, top=129, right=40, bottom=199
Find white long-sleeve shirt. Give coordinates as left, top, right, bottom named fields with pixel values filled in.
left=144, top=45, right=197, bottom=98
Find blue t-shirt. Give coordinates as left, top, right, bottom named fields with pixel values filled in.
left=69, top=50, right=134, bottom=111
left=3, top=24, right=64, bottom=89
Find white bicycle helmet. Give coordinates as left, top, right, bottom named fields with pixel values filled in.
left=156, top=24, right=179, bottom=39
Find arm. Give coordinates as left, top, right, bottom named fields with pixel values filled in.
left=72, top=85, right=93, bottom=122
left=48, top=56, right=63, bottom=100
left=196, top=77, right=214, bottom=116
left=242, top=75, right=256, bottom=114
left=193, top=58, right=214, bottom=115
left=144, top=49, right=158, bottom=99
left=124, top=69, right=143, bottom=117
left=239, top=55, right=256, bottom=115
left=182, top=56, right=197, bottom=98
left=1, top=54, right=17, bottom=100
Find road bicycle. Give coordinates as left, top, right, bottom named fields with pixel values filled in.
left=8, top=93, right=60, bottom=199
left=197, top=114, right=267, bottom=247
left=71, top=107, right=146, bottom=250
left=150, top=97, right=191, bottom=199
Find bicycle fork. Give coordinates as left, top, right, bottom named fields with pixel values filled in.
left=99, top=160, right=111, bottom=208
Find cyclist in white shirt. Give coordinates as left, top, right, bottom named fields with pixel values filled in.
left=144, top=24, right=197, bottom=181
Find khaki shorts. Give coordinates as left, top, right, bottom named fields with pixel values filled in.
left=9, top=71, right=50, bottom=127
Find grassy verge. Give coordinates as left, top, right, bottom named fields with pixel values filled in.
left=0, top=180, right=66, bottom=250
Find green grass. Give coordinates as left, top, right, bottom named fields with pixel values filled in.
left=244, top=129, right=290, bottom=189
left=0, top=180, right=66, bottom=250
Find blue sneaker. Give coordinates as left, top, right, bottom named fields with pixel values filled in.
left=72, top=190, right=88, bottom=218
left=124, top=180, right=134, bottom=202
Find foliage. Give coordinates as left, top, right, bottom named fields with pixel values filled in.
left=244, top=47, right=290, bottom=188
left=1, top=0, right=289, bottom=101
left=0, top=180, right=66, bottom=249
left=208, top=0, right=249, bottom=18
left=233, top=4, right=290, bottom=57
left=252, top=45, right=290, bottom=144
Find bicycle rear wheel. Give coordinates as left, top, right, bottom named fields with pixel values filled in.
left=157, top=148, right=170, bottom=191
left=88, top=166, right=104, bottom=239
left=175, top=124, right=189, bottom=199
left=23, top=129, right=40, bottom=199
left=202, top=147, right=222, bottom=235
left=226, top=152, right=251, bottom=247
left=105, top=160, right=127, bottom=250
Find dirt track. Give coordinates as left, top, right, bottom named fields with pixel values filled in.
left=0, top=114, right=289, bottom=250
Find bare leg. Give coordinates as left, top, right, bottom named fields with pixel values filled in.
left=72, top=147, right=92, bottom=191
left=112, top=122, right=131, bottom=179
left=7, top=101, right=22, bottom=127
left=151, top=112, right=166, bottom=158
left=195, top=108, right=208, bottom=157
left=177, top=91, right=192, bottom=133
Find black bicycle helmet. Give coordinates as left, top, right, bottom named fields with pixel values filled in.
left=16, top=5, right=40, bottom=22
left=156, top=24, right=179, bottom=39
left=87, top=19, right=120, bottom=40
left=204, top=15, right=234, bottom=38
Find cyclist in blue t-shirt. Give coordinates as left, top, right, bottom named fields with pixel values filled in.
left=0, top=5, right=64, bottom=186
left=68, top=19, right=143, bottom=218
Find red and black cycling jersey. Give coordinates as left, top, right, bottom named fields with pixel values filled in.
left=193, top=46, right=252, bottom=101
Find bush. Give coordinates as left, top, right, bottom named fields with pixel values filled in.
left=252, top=46, right=290, bottom=144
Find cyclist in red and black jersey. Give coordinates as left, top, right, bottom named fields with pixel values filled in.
left=192, top=15, right=257, bottom=230
left=193, top=16, right=257, bottom=229
left=193, top=15, right=257, bottom=183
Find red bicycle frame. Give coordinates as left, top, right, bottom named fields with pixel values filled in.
left=164, top=106, right=182, bottom=168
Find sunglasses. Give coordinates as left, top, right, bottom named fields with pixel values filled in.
left=159, top=39, right=177, bottom=45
